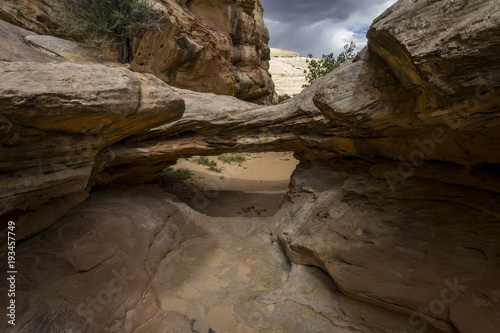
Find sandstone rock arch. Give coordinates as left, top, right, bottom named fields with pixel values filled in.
left=1, top=0, right=500, bottom=331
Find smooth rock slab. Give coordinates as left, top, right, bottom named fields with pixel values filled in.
left=0, top=184, right=431, bottom=332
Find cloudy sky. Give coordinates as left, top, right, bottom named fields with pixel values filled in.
left=259, top=0, right=397, bottom=57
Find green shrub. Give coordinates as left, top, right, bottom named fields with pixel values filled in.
left=162, top=167, right=193, bottom=181
left=303, top=42, right=357, bottom=87
left=191, top=156, right=222, bottom=173
left=193, top=156, right=211, bottom=166
left=51, top=0, right=163, bottom=63
left=218, top=153, right=247, bottom=164
left=206, top=160, right=221, bottom=172
left=275, top=94, right=291, bottom=104
left=208, top=165, right=222, bottom=173
left=150, top=167, right=193, bottom=188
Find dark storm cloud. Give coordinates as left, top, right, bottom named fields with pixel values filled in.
left=262, top=0, right=372, bottom=24
left=260, top=0, right=397, bottom=57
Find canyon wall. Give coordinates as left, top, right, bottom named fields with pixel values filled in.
left=0, top=0, right=274, bottom=104
left=1, top=0, right=500, bottom=332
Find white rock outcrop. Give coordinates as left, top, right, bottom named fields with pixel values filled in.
left=269, top=48, right=316, bottom=97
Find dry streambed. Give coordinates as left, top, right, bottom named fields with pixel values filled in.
left=167, top=152, right=299, bottom=217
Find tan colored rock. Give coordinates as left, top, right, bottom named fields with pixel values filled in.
left=270, top=48, right=301, bottom=58
left=100, top=44, right=499, bottom=185
left=133, top=0, right=274, bottom=103
left=0, top=0, right=52, bottom=35
left=89, top=1, right=500, bottom=331
left=274, top=159, right=500, bottom=333
left=3, top=0, right=500, bottom=240
left=0, top=20, right=184, bottom=241
left=367, top=0, right=500, bottom=127
left=0, top=185, right=439, bottom=333
left=0, top=0, right=274, bottom=103
left=1, top=0, right=500, bottom=331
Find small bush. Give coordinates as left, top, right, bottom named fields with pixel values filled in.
left=193, top=156, right=211, bottom=166
left=208, top=165, right=222, bottom=173
left=162, top=167, right=193, bottom=181
left=191, top=156, right=222, bottom=173
left=51, top=0, right=163, bottom=63
left=149, top=167, right=193, bottom=188
left=275, top=94, right=291, bottom=104
left=206, top=160, right=222, bottom=172
left=218, top=153, right=247, bottom=164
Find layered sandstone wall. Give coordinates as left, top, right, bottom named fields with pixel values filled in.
left=0, top=0, right=274, bottom=103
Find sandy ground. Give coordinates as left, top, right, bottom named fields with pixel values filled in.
left=169, top=152, right=299, bottom=217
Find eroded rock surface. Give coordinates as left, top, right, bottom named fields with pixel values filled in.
left=0, top=20, right=184, bottom=240
left=0, top=185, right=441, bottom=333
left=274, top=160, right=500, bottom=333
left=1, top=0, right=500, bottom=332
left=0, top=0, right=274, bottom=103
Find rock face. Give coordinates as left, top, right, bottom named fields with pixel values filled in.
left=276, top=159, right=500, bottom=333
left=0, top=0, right=274, bottom=104
left=0, top=20, right=185, bottom=240
left=1, top=0, right=500, bottom=332
left=269, top=48, right=312, bottom=97
left=131, top=0, right=274, bottom=104
left=0, top=185, right=442, bottom=333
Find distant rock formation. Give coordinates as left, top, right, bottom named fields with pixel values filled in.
left=0, top=0, right=274, bottom=104
left=1, top=0, right=500, bottom=331
left=269, top=48, right=312, bottom=97
left=270, top=49, right=301, bottom=58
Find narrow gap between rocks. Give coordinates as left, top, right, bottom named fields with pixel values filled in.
left=152, top=152, right=299, bottom=217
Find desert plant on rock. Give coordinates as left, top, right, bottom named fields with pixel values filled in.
left=276, top=94, right=291, bottom=104
left=52, top=0, right=162, bottom=63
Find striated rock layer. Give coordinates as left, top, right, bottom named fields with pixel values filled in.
left=0, top=20, right=185, bottom=240
left=0, top=0, right=274, bottom=104
left=1, top=0, right=500, bottom=332
left=269, top=48, right=312, bottom=97
left=275, top=159, right=500, bottom=333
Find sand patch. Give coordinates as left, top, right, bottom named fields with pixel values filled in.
left=164, top=152, right=299, bottom=217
